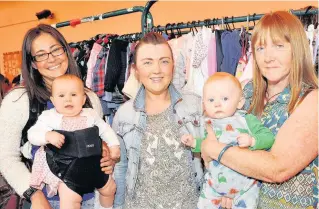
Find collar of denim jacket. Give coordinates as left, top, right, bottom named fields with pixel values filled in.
left=133, top=83, right=182, bottom=112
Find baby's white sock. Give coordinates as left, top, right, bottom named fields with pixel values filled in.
left=100, top=205, right=113, bottom=209
left=99, top=206, right=113, bottom=209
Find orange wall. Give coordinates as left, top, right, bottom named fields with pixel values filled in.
left=0, top=1, right=317, bottom=76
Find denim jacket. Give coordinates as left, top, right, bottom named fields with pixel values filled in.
left=112, top=84, right=205, bottom=209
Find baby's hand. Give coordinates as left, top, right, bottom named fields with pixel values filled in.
left=181, top=134, right=196, bottom=148
left=45, top=131, right=65, bottom=149
left=237, top=133, right=255, bottom=148
left=109, top=146, right=120, bottom=161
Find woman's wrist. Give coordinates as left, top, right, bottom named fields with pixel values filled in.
left=212, top=141, right=227, bottom=160
left=203, top=139, right=225, bottom=160
left=30, top=189, right=45, bottom=203
left=217, top=144, right=235, bottom=163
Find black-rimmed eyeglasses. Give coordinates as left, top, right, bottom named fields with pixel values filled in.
left=32, top=47, right=66, bottom=62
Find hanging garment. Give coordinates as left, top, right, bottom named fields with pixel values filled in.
left=314, top=31, right=319, bottom=73
left=239, top=39, right=253, bottom=84
left=220, top=30, right=241, bottom=75
left=104, top=39, right=129, bottom=93
left=122, top=66, right=141, bottom=99
left=306, top=24, right=315, bottom=61
left=313, top=28, right=318, bottom=65
left=235, top=31, right=249, bottom=79
left=91, top=48, right=107, bottom=97
left=169, top=35, right=187, bottom=91
left=183, top=27, right=212, bottom=96
left=207, top=32, right=217, bottom=76
left=193, top=27, right=212, bottom=96
left=215, top=30, right=224, bottom=73
left=71, top=45, right=89, bottom=81
left=86, top=43, right=102, bottom=89
left=182, top=32, right=196, bottom=85
left=125, top=44, right=131, bottom=82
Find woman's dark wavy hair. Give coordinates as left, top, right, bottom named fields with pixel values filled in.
left=0, top=74, right=9, bottom=105
left=21, top=24, right=81, bottom=103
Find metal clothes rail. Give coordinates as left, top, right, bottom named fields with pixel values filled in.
left=146, top=6, right=318, bottom=33
left=115, top=6, right=318, bottom=40
left=62, top=1, right=318, bottom=41
left=51, top=2, right=154, bottom=34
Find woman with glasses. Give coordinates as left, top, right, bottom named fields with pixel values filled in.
left=0, top=24, right=115, bottom=209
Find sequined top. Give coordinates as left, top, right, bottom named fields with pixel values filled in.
left=124, top=106, right=199, bottom=209
left=243, top=81, right=318, bottom=209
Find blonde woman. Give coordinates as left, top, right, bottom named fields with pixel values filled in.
left=201, top=11, right=318, bottom=209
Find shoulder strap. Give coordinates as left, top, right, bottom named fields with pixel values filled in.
left=20, top=98, right=45, bottom=171
left=20, top=98, right=46, bottom=147
left=84, top=90, right=93, bottom=109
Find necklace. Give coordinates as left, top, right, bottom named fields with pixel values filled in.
left=266, top=91, right=282, bottom=103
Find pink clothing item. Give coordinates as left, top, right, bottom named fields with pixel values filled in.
left=30, top=147, right=62, bottom=197
left=207, top=33, right=217, bottom=76
left=183, top=33, right=195, bottom=83
left=169, top=36, right=187, bottom=91
left=30, top=117, right=88, bottom=197
left=185, top=27, right=211, bottom=96
left=239, top=54, right=253, bottom=84
left=86, top=43, right=103, bottom=89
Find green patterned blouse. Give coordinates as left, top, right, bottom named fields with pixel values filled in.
left=243, top=81, right=318, bottom=209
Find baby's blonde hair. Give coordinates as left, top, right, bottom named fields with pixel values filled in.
left=204, top=72, right=242, bottom=95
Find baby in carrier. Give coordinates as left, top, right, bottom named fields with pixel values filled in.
left=28, top=74, right=120, bottom=209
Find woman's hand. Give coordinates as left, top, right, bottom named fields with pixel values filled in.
left=30, top=190, right=52, bottom=209
left=101, top=141, right=115, bottom=174
left=201, top=124, right=221, bottom=168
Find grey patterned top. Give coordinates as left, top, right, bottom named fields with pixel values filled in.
left=124, top=105, right=199, bottom=209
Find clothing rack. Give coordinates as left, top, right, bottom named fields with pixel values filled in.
left=99, top=6, right=318, bottom=42
left=67, top=2, right=318, bottom=43
left=95, top=5, right=319, bottom=42
left=146, top=5, right=318, bottom=33
left=51, top=1, right=154, bottom=34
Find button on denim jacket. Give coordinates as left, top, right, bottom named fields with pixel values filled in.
left=112, top=84, right=205, bottom=209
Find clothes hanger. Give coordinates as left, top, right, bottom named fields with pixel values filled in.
left=203, top=18, right=212, bottom=33
left=187, top=21, right=195, bottom=36
left=197, top=20, right=201, bottom=29
left=156, top=25, right=162, bottom=35
left=246, top=14, right=250, bottom=32
left=164, top=23, right=171, bottom=37
left=211, top=18, right=216, bottom=32
left=221, top=17, right=225, bottom=30
left=231, top=16, right=235, bottom=30
left=252, top=13, right=256, bottom=28
left=170, top=23, right=176, bottom=39
left=164, top=23, right=171, bottom=36
left=69, top=42, right=82, bottom=50
left=225, top=16, right=232, bottom=31
left=175, top=23, right=182, bottom=38
left=203, top=19, right=210, bottom=28
left=191, top=20, right=198, bottom=33
left=224, top=17, right=228, bottom=31
left=150, top=25, right=157, bottom=33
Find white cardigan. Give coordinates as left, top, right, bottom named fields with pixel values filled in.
left=28, top=108, right=119, bottom=147
left=0, top=88, right=103, bottom=196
